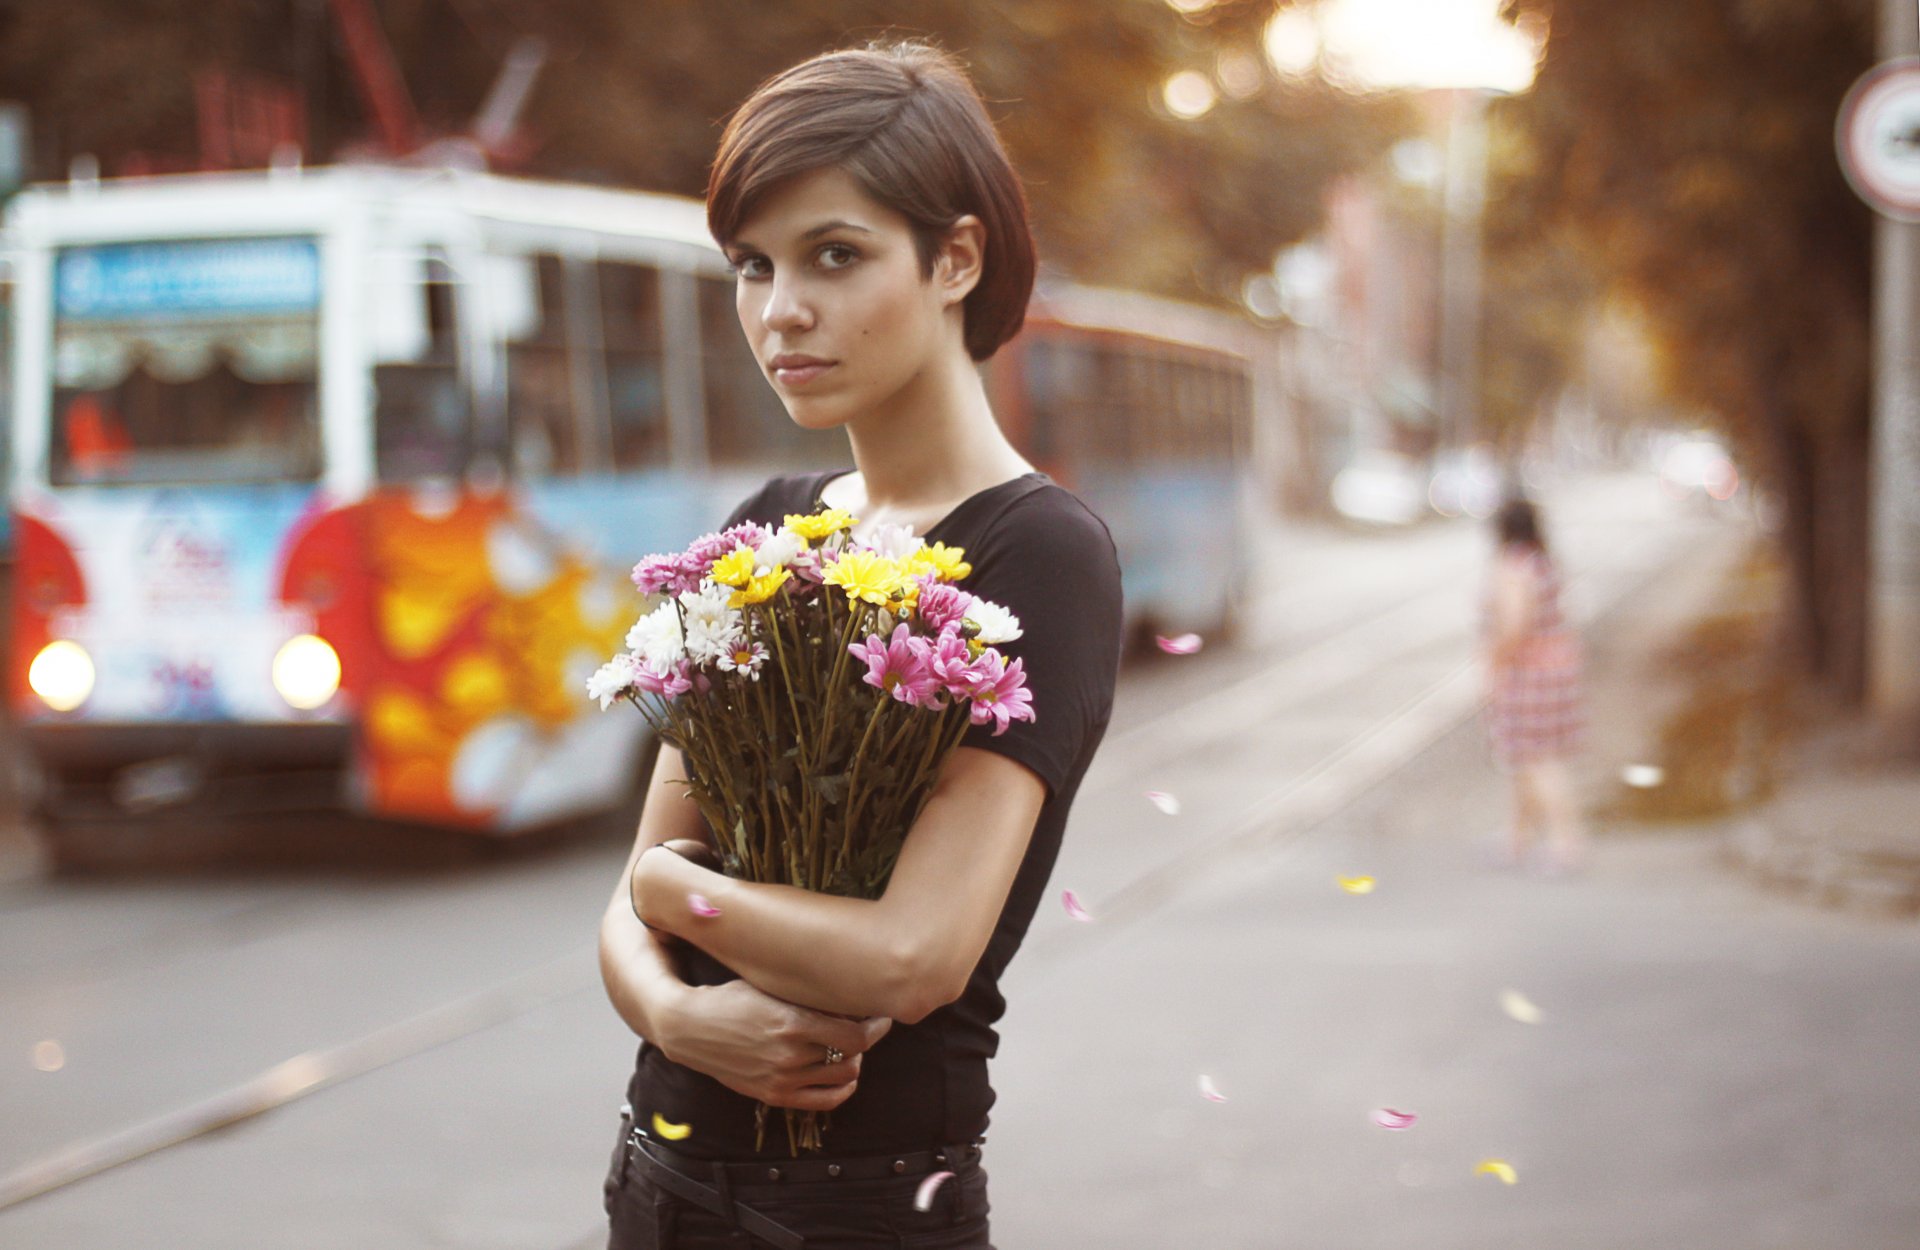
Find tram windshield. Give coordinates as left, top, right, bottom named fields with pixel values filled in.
left=49, top=237, right=322, bottom=487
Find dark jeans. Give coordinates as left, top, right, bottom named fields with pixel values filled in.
left=603, top=1110, right=994, bottom=1249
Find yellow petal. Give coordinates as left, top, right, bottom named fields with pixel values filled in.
left=1475, top=1158, right=1517, bottom=1184
left=1337, top=875, right=1376, bottom=895
left=652, top=1112, right=692, bottom=1141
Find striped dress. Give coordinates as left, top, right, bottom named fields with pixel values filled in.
left=1482, top=546, right=1586, bottom=768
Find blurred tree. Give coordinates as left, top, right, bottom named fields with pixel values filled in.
left=1489, top=0, right=1876, bottom=700
left=0, top=0, right=1407, bottom=307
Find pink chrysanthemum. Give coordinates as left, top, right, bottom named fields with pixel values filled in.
left=915, top=577, right=974, bottom=632
left=630, top=554, right=688, bottom=597
left=632, top=658, right=693, bottom=700
left=960, top=652, right=1035, bottom=737
left=928, top=624, right=978, bottom=701
left=848, top=623, right=942, bottom=708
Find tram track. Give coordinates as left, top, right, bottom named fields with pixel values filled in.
left=0, top=489, right=1707, bottom=1219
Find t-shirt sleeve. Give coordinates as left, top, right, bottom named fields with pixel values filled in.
left=955, top=492, right=1125, bottom=798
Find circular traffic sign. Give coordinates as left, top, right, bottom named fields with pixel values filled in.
left=1839, top=57, right=1920, bottom=222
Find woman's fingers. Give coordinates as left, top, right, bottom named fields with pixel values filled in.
left=801, top=1013, right=891, bottom=1063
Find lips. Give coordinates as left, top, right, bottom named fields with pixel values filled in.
left=770, top=355, right=837, bottom=387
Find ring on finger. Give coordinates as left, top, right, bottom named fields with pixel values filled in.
left=823, top=1045, right=845, bottom=1065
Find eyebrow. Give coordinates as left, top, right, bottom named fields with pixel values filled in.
left=731, top=220, right=877, bottom=252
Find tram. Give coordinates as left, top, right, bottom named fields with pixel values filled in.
left=1, top=166, right=1268, bottom=840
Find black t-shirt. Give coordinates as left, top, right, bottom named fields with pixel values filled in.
left=626, top=468, right=1125, bottom=1158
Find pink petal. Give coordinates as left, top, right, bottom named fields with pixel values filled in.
left=1145, top=790, right=1181, bottom=815
left=1061, top=889, right=1093, bottom=923
left=1371, top=1107, right=1418, bottom=1131
left=913, top=1170, right=955, bottom=1212
left=1198, top=1074, right=1227, bottom=1103
left=1155, top=633, right=1203, bottom=655
left=687, top=893, right=721, bottom=918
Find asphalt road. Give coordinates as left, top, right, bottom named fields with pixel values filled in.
left=5, top=470, right=1911, bottom=1249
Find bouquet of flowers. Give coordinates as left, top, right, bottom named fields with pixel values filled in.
left=588, top=507, right=1035, bottom=1153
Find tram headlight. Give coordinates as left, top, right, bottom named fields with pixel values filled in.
left=28, top=641, right=96, bottom=712
left=272, top=634, right=341, bottom=711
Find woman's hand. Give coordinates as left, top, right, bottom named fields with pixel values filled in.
left=657, top=979, right=893, bottom=1111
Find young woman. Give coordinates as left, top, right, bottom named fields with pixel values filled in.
left=1481, top=497, right=1589, bottom=875
left=597, top=41, right=1124, bottom=1249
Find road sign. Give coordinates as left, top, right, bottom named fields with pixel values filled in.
left=1838, top=57, right=1920, bottom=222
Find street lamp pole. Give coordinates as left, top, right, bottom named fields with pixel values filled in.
left=1435, top=86, right=1491, bottom=458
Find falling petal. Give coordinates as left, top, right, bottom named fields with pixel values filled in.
left=687, top=893, right=722, bottom=918
left=1156, top=633, right=1203, bottom=656
left=1371, top=1107, right=1418, bottom=1131
left=31, top=1040, right=65, bottom=1073
left=1337, top=875, right=1376, bottom=895
left=651, top=1112, right=692, bottom=1141
left=1145, top=790, right=1181, bottom=816
left=914, top=1170, right=955, bottom=1212
left=1622, top=764, right=1666, bottom=788
left=1198, top=1074, right=1228, bottom=1103
left=1500, top=989, right=1544, bottom=1025
left=1475, top=1158, right=1518, bottom=1185
left=1061, top=889, right=1093, bottom=923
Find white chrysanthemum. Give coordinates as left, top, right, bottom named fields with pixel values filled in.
left=586, top=653, right=641, bottom=710
left=965, top=598, right=1023, bottom=645
left=676, top=585, right=744, bottom=664
left=678, top=584, right=740, bottom=633
left=716, top=640, right=769, bottom=680
left=626, top=601, right=685, bottom=668
left=866, top=522, right=924, bottom=560
left=755, top=528, right=807, bottom=572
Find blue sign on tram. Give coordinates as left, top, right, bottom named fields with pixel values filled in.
left=55, top=237, right=321, bottom=321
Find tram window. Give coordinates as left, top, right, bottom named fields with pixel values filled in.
left=698, top=276, right=838, bottom=467
left=508, top=254, right=581, bottom=477
left=597, top=261, right=668, bottom=471
left=375, top=270, right=467, bottom=481
left=1017, top=339, right=1063, bottom=461
left=51, top=327, right=322, bottom=486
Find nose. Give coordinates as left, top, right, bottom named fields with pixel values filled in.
left=760, top=274, right=814, bottom=336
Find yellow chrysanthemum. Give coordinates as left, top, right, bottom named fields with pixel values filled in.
left=908, top=542, right=971, bottom=582
left=710, top=546, right=756, bottom=588
left=823, top=551, right=905, bottom=605
left=784, top=510, right=857, bottom=542
left=729, top=568, right=791, bottom=608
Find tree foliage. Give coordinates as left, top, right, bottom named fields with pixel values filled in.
left=0, top=0, right=1408, bottom=307
left=1489, top=0, right=1877, bottom=695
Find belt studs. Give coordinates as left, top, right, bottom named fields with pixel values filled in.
left=827, top=1164, right=843, bottom=1178
left=767, top=1167, right=782, bottom=1182
left=891, top=1159, right=907, bottom=1174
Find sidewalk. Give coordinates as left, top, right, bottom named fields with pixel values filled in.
left=1582, top=534, right=1920, bottom=920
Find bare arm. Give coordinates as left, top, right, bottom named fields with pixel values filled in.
left=1486, top=555, right=1535, bottom=664
left=633, top=745, right=1048, bottom=1025
left=599, top=744, right=890, bottom=1110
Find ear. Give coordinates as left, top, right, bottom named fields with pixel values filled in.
left=936, top=215, right=987, bottom=306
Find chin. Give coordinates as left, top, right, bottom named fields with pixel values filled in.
left=780, top=394, right=858, bottom=433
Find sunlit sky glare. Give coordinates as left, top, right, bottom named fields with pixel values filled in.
left=1261, top=0, right=1544, bottom=93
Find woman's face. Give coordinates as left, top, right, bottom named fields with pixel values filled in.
left=723, top=167, right=965, bottom=432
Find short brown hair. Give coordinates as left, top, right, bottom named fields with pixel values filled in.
left=706, top=40, right=1036, bottom=362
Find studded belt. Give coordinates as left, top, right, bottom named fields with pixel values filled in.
left=624, top=1126, right=981, bottom=1249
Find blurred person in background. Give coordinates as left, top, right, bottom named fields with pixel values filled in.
left=597, top=39, right=1122, bottom=1249
left=1481, top=496, right=1589, bottom=875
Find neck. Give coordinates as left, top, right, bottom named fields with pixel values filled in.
left=839, top=335, right=1029, bottom=511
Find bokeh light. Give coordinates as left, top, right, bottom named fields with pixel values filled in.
left=1162, top=71, right=1218, bottom=120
